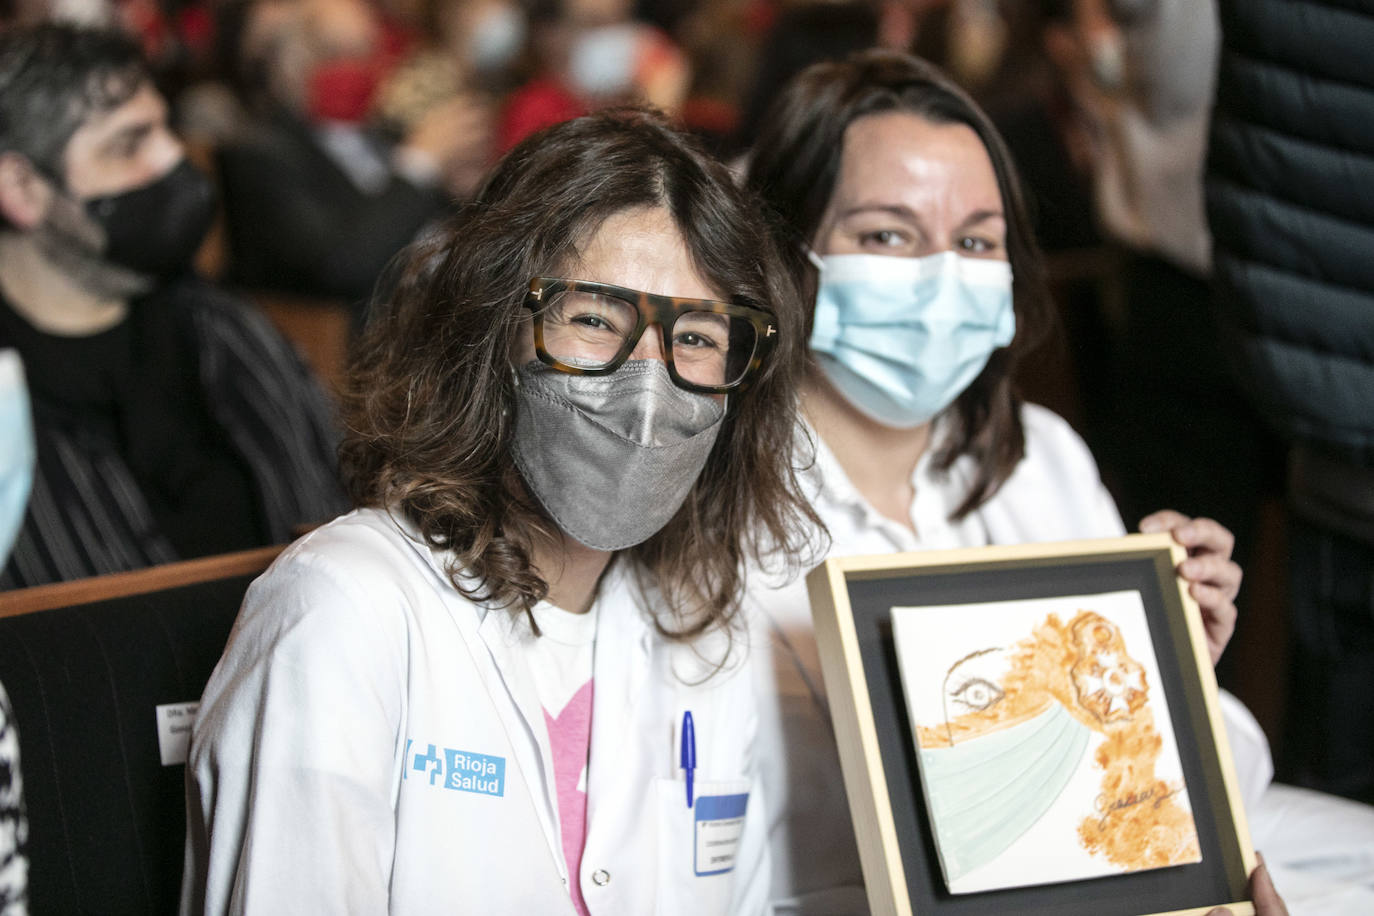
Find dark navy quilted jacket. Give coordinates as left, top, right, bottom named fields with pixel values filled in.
left=1206, top=0, right=1374, bottom=465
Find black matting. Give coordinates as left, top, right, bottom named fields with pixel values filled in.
left=844, top=549, right=1248, bottom=915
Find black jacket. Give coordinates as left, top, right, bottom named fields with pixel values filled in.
left=1206, top=0, right=1374, bottom=466
left=0, top=279, right=349, bottom=588
left=218, top=109, right=450, bottom=305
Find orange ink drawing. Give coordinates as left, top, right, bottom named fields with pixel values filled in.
left=897, top=595, right=1200, bottom=892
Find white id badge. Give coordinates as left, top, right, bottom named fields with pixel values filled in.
left=155, top=701, right=200, bottom=766
left=655, top=775, right=750, bottom=914
left=693, top=792, right=749, bottom=876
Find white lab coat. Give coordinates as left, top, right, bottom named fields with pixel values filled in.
left=181, top=507, right=768, bottom=915
left=745, top=405, right=1265, bottom=914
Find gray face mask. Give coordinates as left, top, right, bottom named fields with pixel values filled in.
left=511, top=359, right=725, bottom=551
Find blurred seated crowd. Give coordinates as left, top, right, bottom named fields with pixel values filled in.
left=1, top=0, right=1160, bottom=308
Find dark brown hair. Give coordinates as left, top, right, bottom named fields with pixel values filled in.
left=340, top=107, right=820, bottom=639
left=0, top=24, right=146, bottom=183
left=745, top=49, right=1054, bottom=519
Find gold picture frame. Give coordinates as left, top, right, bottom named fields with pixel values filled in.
left=807, top=533, right=1256, bottom=916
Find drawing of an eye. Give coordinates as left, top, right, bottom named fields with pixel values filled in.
left=948, top=677, right=1005, bottom=712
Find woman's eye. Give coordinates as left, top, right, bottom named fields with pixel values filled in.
left=958, top=235, right=998, bottom=254
left=858, top=229, right=907, bottom=249
left=674, top=312, right=730, bottom=355
left=571, top=314, right=615, bottom=332
left=948, top=677, right=1005, bottom=712
left=674, top=331, right=718, bottom=350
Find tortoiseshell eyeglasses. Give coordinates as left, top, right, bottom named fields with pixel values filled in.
left=523, top=278, right=778, bottom=394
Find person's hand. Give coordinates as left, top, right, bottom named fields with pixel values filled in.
left=1205, top=852, right=1289, bottom=916
left=400, top=93, right=493, bottom=196
left=1139, top=510, right=1241, bottom=666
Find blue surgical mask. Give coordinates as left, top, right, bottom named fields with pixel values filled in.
left=809, top=250, right=1015, bottom=428
left=467, top=2, right=526, bottom=73
left=920, top=702, right=1091, bottom=881
left=567, top=24, right=640, bottom=97
left=0, top=349, right=35, bottom=560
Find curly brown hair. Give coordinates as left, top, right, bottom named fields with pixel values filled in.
left=745, top=50, right=1056, bottom=520
left=340, top=108, right=820, bottom=639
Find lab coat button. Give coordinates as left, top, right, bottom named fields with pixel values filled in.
left=591, top=869, right=610, bottom=886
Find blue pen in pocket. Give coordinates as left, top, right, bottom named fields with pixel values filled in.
left=680, top=710, right=696, bottom=808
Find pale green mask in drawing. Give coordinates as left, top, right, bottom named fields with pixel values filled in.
left=921, top=703, right=1091, bottom=880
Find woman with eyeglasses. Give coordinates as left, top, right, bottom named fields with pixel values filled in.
left=741, top=51, right=1261, bottom=913
left=181, top=109, right=818, bottom=915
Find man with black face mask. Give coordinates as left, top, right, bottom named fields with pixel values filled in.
left=0, top=24, right=349, bottom=589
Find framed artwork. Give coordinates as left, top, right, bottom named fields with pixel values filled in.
left=807, top=533, right=1255, bottom=916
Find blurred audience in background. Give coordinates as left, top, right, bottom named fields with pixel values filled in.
left=214, top=0, right=490, bottom=309
left=0, top=24, right=346, bottom=589
left=1034, top=0, right=1282, bottom=593
left=727, top=0, right=878, bottom=158
left=498, top=0, right=690, bottom=151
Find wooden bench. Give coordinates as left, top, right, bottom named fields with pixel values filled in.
left=0, top=546, right=283, bottom=913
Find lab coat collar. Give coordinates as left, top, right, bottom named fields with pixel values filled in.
left=380, top=506, right=571, bottom=881
left=478, top=556, right=655, bottom=887
left=583, top=576, right=654, bottom=890
left=473, top=598, right=568, bottom=878
left=802, top=414, right=944, bottom=509
left=378, top=506, right=475, bottom=596
left=381, top=506, right=664, bottom=882
left=583, top=561, right=745, bottom=897
left=378, top=502, right=653, bottom=660
left=802, top=413, right=972, bottom=549
left=382, top=506, right=656, bottom=651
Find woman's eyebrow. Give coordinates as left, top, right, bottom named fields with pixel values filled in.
left=957, top=208, right=1006, bottom=230
left=836, top=202, right=924, bottom=224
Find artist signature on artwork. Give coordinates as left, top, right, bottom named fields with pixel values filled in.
left=1095, top=785, right=1182, bottom=829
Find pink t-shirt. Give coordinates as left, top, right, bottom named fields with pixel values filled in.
left=528, top=602, right=597, bottom=916
left=545, top=680, right=594, bottom=914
